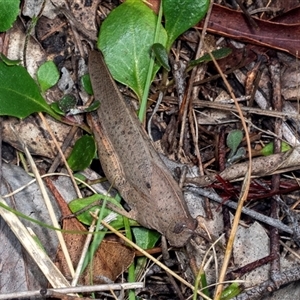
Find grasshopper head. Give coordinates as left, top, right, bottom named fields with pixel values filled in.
left=166, top=218, right=197, bottom=247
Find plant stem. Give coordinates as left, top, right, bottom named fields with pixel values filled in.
left=138, top=1, right=163, bottom=122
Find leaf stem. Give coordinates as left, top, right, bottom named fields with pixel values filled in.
left=138, top=1, right=163, bottom=122
left=124, top=217, right=135, bottom=300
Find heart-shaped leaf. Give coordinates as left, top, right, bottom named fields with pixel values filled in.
left=37, top=61, right=60, bottom=93
left=226, top=129, right=243, bottom=159
left=163, top=0, right=209, bottom=51
left=98, top=0, right=167, bottom=101
left=67, top=135, right=96, bottom=171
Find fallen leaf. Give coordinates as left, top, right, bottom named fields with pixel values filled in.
left=85, top=237, right=135, bottom=285
left=49, top=178, right=134, bottom=284
left=2, top=115, right=81, bottom=159
left=196, top=4, right=300, bottom=58
left=271, top=5, right=300, bottom=24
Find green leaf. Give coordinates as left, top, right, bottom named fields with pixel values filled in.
left=132, top=227, right=160, bottom=278
left=73, top=173, right=88, bottom=184
left=221, top=282, right=241, bottom=300
left=132, top=227, right=160, bottom=249
left=0, top=61, right=58, bottom=119
left=0, top=53, right=21, bottom=66
left=98, top=0, right=167, bottom=100
left=67, top=135, right=96, bottom=171
left=123, top=216, right=136, bottom=300
left=68, top=101, right=100, bottom=115
left=152, top=43, right=170, bottom=71
left=37, top=61, right=60, bottom=92
left=200, top=272, right=210, bottom=298
left=50, top=102, right=64, bottom=116
left=83, top=100, right=100, bottom=113
left=188, top=48, right=232, bottom=67
left=51, top=99, right=100, bottom=116
left=260, top=141, right=291, bottom=156
left=58, top=94, right=77, bottom=113
left=69, top=194, right=137, bottom=229
left=226, top=129, right=243, bottom=157
left=69, top=194, right=121, bottom=225
left=0, top=0, right=20, bottom=32
left=81, top=74, right=93, bottom=95
left=227, top=147, right=246, bottom=166
left=163, top=0, right=209, bottom=51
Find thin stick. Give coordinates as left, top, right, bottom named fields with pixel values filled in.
left=206, top=50, right=252, bottom=300
left=0, top=282, right=144, bottom=300
left=38, top=112, right=82, bottom=198
left=194, top=99, right=298, bottom=120
left=22, top=142, right=75, bottom=277
left=71, top=209, right=99, bottom=287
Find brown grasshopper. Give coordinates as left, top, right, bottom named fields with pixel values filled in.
left=88, top=51, right=197, bottom=247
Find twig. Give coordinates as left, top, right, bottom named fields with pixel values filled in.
left=269, top=58, right=282, bottom=285
left=71, top=209, right=99, bottom=287
left=0, top=282, right=144, bottom=300
left=178, top=0, right=211, bottom=159
left=147, top=91, right=163, bottom=141
left=38, top=112, right=82, bottom=199
left=227, top=254, right=276, bottom=280
left=236, top=0, right=259, bottom=29
left=193, top=99, right=299, bottom=120
left=231, top=267, right=300, bottom=300
left=206, top=41, right=252, bottom=300
left=2, top=173, right=94, bottom=199
left=217, top=128, right=231, bottom=242
left=22, top=141, right=75, bottom=278
left=188, top=187, right=293, bottom=235
left=48, top=125, right=78, bottom=173
left=10, top=124, right=75, bottom=277
left=186, top=147, right=300, bottom=187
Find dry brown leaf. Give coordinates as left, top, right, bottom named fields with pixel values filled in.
left=55, top=196, right=134, bottom=284
left=2, top=115, right=81, bottom=159
left=83, top=238, right=135, bottom=285
left=196, top=4, right=300, bottom=58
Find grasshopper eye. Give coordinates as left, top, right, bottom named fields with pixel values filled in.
left=173, top=222, right=186, bottom=234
